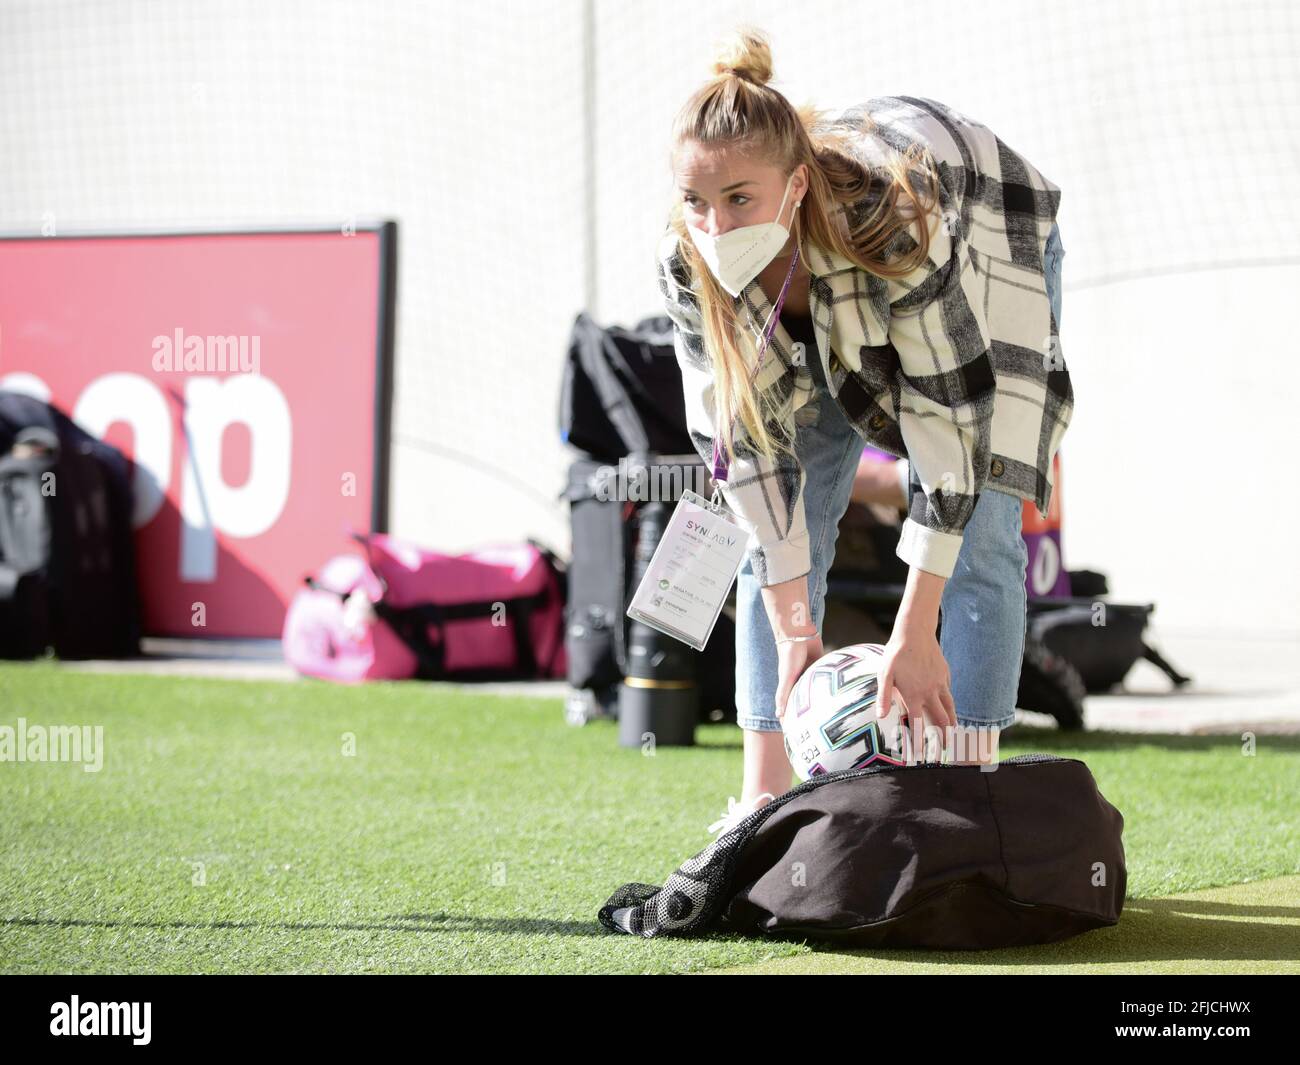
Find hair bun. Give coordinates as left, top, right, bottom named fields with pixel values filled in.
left=710, top=27, right=774, bottom=86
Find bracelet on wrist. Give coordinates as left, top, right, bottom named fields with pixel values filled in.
left=775, top=632, right=820, bottom=644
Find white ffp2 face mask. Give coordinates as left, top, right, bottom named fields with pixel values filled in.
left=685, top=171, right=799, bottom=298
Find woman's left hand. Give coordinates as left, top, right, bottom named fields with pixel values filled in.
left=877, top=624, right=958, bottom=751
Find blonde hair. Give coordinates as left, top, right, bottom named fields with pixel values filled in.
left=666, top=26, right=942, bottom=467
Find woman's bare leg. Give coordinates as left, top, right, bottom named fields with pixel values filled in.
left=742, top=729, right=796, bottom=805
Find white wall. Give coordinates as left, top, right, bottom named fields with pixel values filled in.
left=2, top=0, right=1295, bottom=635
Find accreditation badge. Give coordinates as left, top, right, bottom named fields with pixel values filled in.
left=626, top=489, right=750, bottom=651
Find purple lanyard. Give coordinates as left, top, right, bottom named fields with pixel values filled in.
left=711, top=243, right=802, bottom=486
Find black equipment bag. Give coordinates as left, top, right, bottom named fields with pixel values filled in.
left=0, top=429, right=58, bottom=657
left=561, top=456, right=737, bottom=722
left=1029, top=600, right=1189, bottom=693
left=599, top=754, right=1126, bottom=950
left=561, top=457, right=632, bottom=691
left=0, top=390, right=142, bottom=659
left=558, top=312, right=693, bottom=462
left=558, top=311, right=736, bottom=721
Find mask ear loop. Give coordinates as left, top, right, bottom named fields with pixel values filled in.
left=716, top=172, right=806, bottom=512
left=748, top=181, right=804, bottom=346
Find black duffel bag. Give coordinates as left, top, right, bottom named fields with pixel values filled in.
left=599, top=753, right=1126, bottom=950
left=0, top=392, right=141, bottom=659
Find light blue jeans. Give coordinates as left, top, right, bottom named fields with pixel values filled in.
left=733, top=221, right=1064, bottom=734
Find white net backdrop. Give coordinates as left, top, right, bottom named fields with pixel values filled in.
left=2, top=0, right=1296, bottom=633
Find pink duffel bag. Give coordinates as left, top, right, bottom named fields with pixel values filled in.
left=282, top=531, right=567, bottom=683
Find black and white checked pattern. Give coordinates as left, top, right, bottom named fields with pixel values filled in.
left=657, top=95, right=1074, bottom=584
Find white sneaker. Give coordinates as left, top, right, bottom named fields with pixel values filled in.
left=707, top=792, right=777, bottom=835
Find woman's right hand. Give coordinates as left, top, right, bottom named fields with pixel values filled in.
left=872, top=563, right=958, bottom=761
left=774, top=634, right=825, bottom=722
left=878, top=608, right=958, bottom=762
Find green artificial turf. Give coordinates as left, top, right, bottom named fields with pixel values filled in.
left=1, top=660, right=1297, bottom=974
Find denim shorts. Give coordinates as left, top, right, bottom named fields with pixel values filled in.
left=732, top=221, right=1064, bottom=734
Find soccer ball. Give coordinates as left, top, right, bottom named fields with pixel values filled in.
left=782, top=643, right=912, bottom=781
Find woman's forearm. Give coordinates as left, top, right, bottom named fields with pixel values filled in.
left=761, top=561, right=945, bottom=642
left=760, top=574, right=818, bottom=638
left=896, top=566, right=946, bottom=634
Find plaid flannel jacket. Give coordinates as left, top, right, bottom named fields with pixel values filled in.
left=655, top=95, right=1074, bottom=585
